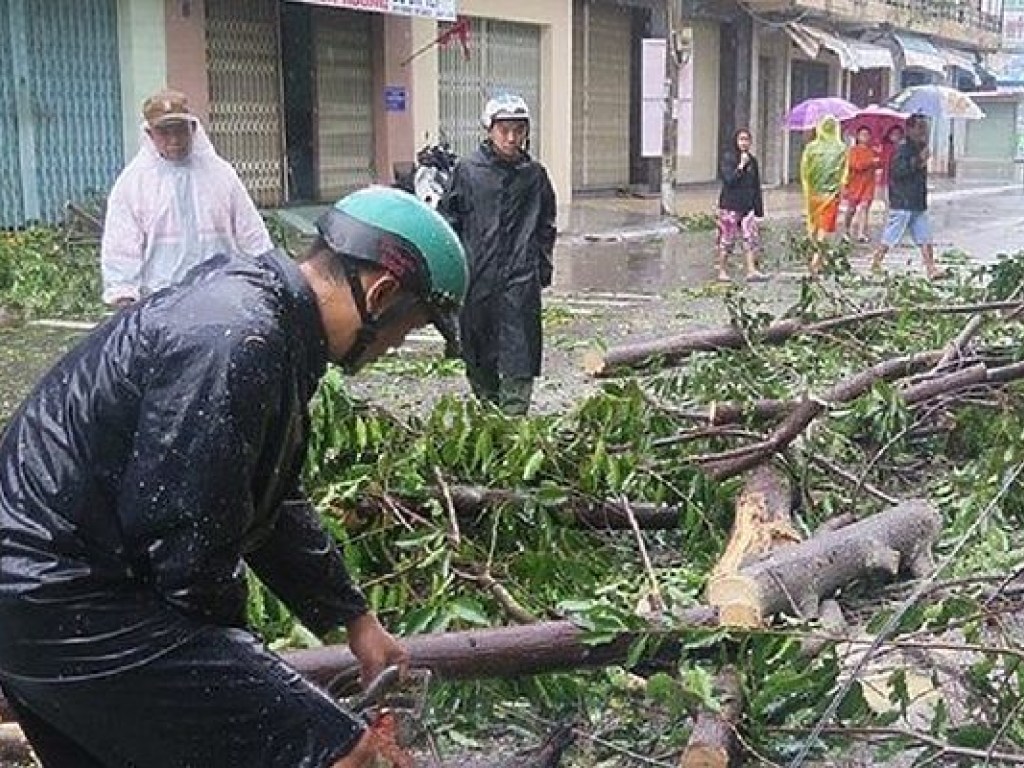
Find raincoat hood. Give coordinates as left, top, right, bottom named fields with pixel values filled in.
left=100, top=122, right=273, bottom=304
left=800, top=115, right=848, bottom=198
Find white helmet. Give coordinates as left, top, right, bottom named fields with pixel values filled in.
left=481, top=93, right=531, bottom=130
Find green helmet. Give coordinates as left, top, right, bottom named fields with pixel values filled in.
left=315, top=186, right=468, bottom=363
left=317, top=186, right=467, bottom=311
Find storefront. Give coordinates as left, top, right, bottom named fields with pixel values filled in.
left=0, top=0, right=123, bottom=225
left=202, top=0, right=454, bottom=206
left=571, top=0, right=633, bottom=191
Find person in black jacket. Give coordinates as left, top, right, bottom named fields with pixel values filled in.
left=716, top=128, right=768, bottom=283
left=0, top=187, right=468, bottom=768
left=439, top=93, right=557, bottom=416
left=870, top=114, right=944, bottom=280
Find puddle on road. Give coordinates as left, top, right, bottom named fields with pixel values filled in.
left=553, top=232, right=719, bottom=295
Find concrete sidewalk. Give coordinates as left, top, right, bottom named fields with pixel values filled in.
left=560, top=177, right=1022, bottom=244
left=269, top=177, right=1021, bottom=246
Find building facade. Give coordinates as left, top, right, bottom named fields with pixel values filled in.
left=1, top=0, right=1007, bottom=228
left=743, top=0, right=1004, bottom=184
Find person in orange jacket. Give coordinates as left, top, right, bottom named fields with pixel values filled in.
left=842, top=125, right=882, bottom=243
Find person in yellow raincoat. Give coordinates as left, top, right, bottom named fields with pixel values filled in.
left=799, top=115, right=848, bottom=276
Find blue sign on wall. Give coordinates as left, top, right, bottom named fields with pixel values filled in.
left=384, top=85, right=407, bottom=112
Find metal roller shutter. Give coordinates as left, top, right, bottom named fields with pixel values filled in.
left=572, top=0, right=631, bottom=191
left=206, top=0, right=283, bottom=207
left=439, top=16, right=542, bottom=159
left=1, top=0, right=121, bottom=226
left=314, top=9, right=375, bottom=200
left=0, top=0, right=23, bottom=225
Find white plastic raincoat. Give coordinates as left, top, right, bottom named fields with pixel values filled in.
left=100, top=122, right=273, bottom=304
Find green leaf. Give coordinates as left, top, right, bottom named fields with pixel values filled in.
left=948, top=724, right=994, bottom=749
left=522, top=448, right=545, bottom=482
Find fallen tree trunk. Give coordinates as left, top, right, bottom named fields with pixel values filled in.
left=353, top=485, right=683, bottom=530
left=584, top=301, right=1024, bottom=377
left=708, top=466, right=800, bottom=627
left=0, top=612, right=713, bottom=724
left=707, top=500, right=940, bottom=626
left=700, top=352, right=943, bottom=479
left=0, top=497, right=939, bottom=723
left=290, top=608, right=720, bottom=689
left=679, top=666, right=744, bottom=768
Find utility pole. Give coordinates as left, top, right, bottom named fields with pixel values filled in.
left=660, top=0, right=685, bottom=217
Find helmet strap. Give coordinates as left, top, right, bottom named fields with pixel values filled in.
left=336, top=258, right=422, bottom=373
left=337, top=260, right=376, bottom=373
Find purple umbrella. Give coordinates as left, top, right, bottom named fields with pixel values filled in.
left=785, top=97, right=859, bottom=131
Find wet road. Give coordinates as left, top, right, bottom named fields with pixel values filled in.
left=552, top=184, right=1024, bottom=295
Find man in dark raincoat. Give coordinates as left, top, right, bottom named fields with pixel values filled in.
left=0, top=187, right=468, bottom=767
left=439, top=92, right=557, bottom=416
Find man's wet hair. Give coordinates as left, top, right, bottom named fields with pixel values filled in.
left=906, top=114, right=929, bottom=130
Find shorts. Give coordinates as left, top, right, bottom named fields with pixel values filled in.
left=0, top=627, right=365, bottom=768
left=881, top=209, right=932, bottom=247
left=716, top=209, right=761, bottom=251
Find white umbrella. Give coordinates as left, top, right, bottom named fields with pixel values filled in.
left=888, top=85, right=985, bottom=120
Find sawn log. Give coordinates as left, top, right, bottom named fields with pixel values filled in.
left=707, top=499, right=941, bottom=627
left=679, top=666, right=744, bottom=768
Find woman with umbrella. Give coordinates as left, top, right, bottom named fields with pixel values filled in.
left=800, top=115, right=848, bottom=276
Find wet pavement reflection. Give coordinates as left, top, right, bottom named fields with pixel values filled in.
left=553, top=186, right=1024, bottom=295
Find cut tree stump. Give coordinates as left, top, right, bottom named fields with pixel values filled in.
left=708, top=466, right=801, bottom=628
left=706, top=499, right=941, bottom=627
left=679, top=666, right=744, bottom=768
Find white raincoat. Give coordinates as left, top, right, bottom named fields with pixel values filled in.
left=100, top=122, right=273, bottom=304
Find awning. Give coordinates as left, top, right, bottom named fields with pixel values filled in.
left=785, top=24, right=895, bottom=71
left=940, top=47, right=981, bottom=84
left=842, top=38, right=895, bottom=71
left=892, top=32, right=946, bottom=74
left=975, top=62, right=998, bottom=85
left=785, top=23, right=856, bottom=70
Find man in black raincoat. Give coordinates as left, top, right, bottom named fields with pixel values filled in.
left=0, top=187, right=468, bottom=768
left=439, top=92, right=557, bottom=416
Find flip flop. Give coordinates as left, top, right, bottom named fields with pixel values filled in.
left=745, top=272, right=770, bottom=283
left=928, top=269, right=952, bottom=282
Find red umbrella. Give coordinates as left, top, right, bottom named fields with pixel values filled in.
left=842, top=105, right=908, bottom=143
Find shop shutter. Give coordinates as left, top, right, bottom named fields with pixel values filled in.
left=966, top=101, right=1015, bottom=159
left=0, top=0, right=23, bottom=225
left=314, top=9, right=375, bottom=200
left=572, top=0, right=631, bottom=191
left=1, top=0, right=122, bottom=226
left=206, top=0, right=283, bottom=207
left=439, top=17, right=542, bottom=160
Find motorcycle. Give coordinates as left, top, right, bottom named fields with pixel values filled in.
left=394, top=141, right=458, bottom=210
